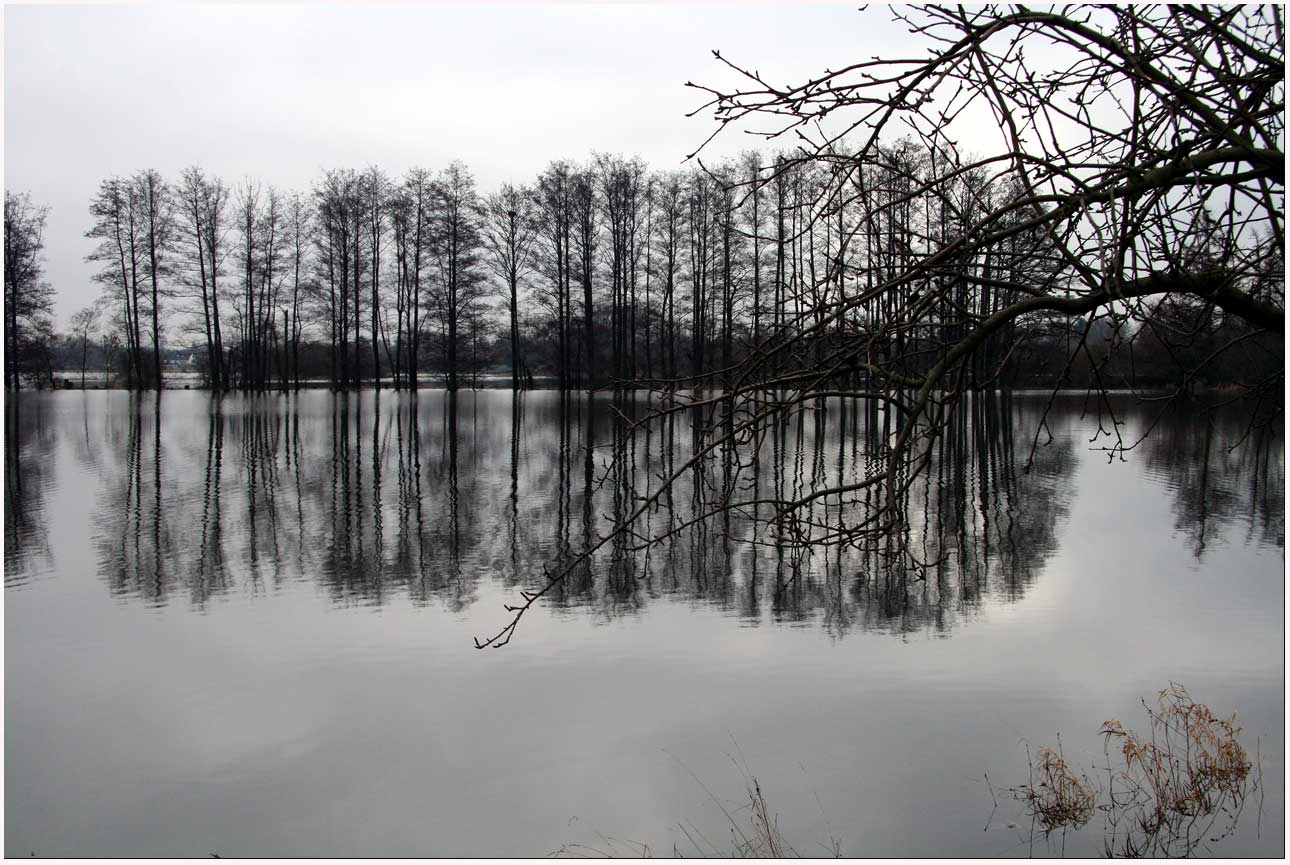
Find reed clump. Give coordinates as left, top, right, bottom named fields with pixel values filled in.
left=1098, top=683, right=1253, bottom=857
left=1013, top=745, right=1097, bottom=831
left=1011, top=683, right=1258, bottom=857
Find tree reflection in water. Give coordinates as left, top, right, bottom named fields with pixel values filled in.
left=4, top=396, right=57, bottom=586
left=4, top=390, right=1282, bottom=640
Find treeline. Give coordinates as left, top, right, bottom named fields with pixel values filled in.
left=7, top=143, right=1283, bottom=392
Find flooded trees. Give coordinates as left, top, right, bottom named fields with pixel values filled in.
left=475, top=4, right=1284, bottom=647
left=54, top=7, right=1280, bottom=407
left=679, top=2, right=1285, bottom=491
left=3, top=191, right=54, bottom=390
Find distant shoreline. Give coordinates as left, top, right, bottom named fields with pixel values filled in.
left=15, top=378, right=1252, bottom=400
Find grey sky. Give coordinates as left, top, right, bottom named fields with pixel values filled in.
left=6, top=2, right=917, bottom=328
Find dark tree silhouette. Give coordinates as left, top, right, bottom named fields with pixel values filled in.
left=175, top=166, right=231, bottom=390
left=3, top=191, right=54, bottom=390
left=429, top=162, right=486, bottom=392
left=484, top=183, right=539, bottom=390
left=134, top=169, right=173, bottom=391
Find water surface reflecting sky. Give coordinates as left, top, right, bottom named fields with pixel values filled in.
left=4, top=390, right=1283, bottom=856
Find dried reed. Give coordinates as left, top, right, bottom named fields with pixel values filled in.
left=1013, top=743, right=1098, bottom=831
left=1099, top=683, right=1253, bottom=857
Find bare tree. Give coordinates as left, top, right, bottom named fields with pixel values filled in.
left=133, top=169, right=173, bottom=390
left=570, top=166, right=598, bottom=389
left=284, top=192, right=309, bottom=389
left=483, top=183, right=538, bottom=389
left=741, top=151, right=766, bottom=353
left=3, top=191, right=54, bottom=390
left=686, top=169, right=716, bottom=382
left=650, top=172, right=686, bottom=382
left=597, top=154, right=647, bottom=386
left=69, top=303, right=103, bottom=388
left=398, top=168, right=434, bottom=388
left=87, top=178, right=146, bottom=389
left=534, top=161, right=576, bottom=389
left=175, top=166, right=231, bottom=389
left=314, top=169, right=363, bottom=388
left=429, top=161, right=485, bottom=391
left=361, top=167, right=389, bottom=388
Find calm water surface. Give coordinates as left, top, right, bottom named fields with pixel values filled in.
left=4, top=390, right=1284, bottom=856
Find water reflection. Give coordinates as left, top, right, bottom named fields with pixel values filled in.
left=4, top=391, right=1284, bottom=638
left=4, top=398, right=57, bottom=586
left=1140, top=408, right=1285, bottom=557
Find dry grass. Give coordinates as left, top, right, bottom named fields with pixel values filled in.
left=562, top=685, right=1259, bottom=859
left=1013, top=743, right=1098, bottom=832
left=554, top=752, right=842, bottom=859
left=551, top=836, right=656, bottom=859
left=1098, top=683, right=1254, bottom=857
left=1010, top=683, right=1258, bottom=857
left=729, top=776, right=802, bottom=858
left=551, top=776, right=809, bottom=858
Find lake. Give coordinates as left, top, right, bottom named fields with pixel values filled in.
left=4, top=389, right=1283, bottom=857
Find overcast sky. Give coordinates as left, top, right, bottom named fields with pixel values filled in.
left=6, top=2, right=922, bottom=327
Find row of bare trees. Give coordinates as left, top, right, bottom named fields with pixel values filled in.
left=77, top=143, right=1125, bottom=393
left=19, top=5, right=1285, bottom=408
